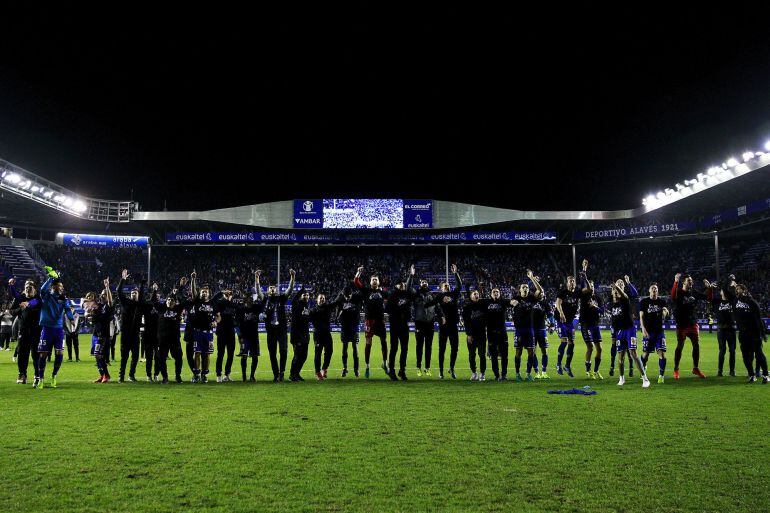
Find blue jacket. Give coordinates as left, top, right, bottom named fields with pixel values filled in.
left=39, top=277, right=74, bottom=329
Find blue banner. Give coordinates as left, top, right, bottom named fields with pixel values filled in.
left=61, top=233, right=149, bottom=248
left=573, top=221, right=697, bottom=241
left=702, top=196, right=770, bottom=229
left=293, top=199, right=323, bottom=228
left=403, top=200, right=433, bottom=229
left=165, top=230, right=558, bottom=244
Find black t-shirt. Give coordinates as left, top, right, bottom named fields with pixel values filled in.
left=512, top=294, right=538, bottom=330
left=157, top=303, right=184, bottom=340
left=236, top=302, right=264, bottom=340
left=732, top=296, right=765, bottom=336
left=485, top=297, right=508, bottom=332
left=557, top=288, right=581, bottom=322
left=336, top=293, right=362, bottom=331
left=291, top=294, right=311, bottom=334
left=358, top=285, right=387, bottom=321
left=213, top=295, right=237, bottom=334
left=190, top=298, right=216, bottom=331
left=531, top=298, right=551, bottom=330
left=435, top=289, right=461, bottom=326
left=462, top=300, right=488, bottom=334
left=91, top=303, right=114, bottom=339
left=610, top=296, right=634, bottom=330
left=310, top=302, right=337, bottom=334
left=709, top=291, right=735, bottom=330
left=579, top=289, right=602, bottom=326
left=673, top=287, right=707, bottom=327
left=639, top=297, right=667, bottom=334
left=386, top=289, right=414, bottom=326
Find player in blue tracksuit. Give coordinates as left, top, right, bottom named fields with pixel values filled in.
left=35, top=269, right=74, bottom=389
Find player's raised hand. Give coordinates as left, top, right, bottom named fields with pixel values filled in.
left=191, top=270, right=197, bottom=279
left=289, top=268, right=296, bottom=277
left=674, top=272, right=681, bottom=282
left=582, top=259, right=588, bottom=271
left=409, top=264, right=415, bottom=276
left=255, top=269, right=262, bottom=278
left=152, top=282, right=159, bottom=291
left=526, top=269, right=534, bottom=279
left=356, top=266, right=364, bottom=274
left=624, top=275, right=630, bottom=284
left=103, top=277, right=110, bottom=288
left=121, top=269, right=130, bottom=280
left=8, top=277, right=15, bottom=286
left=450, top=263, right=458, bottom=274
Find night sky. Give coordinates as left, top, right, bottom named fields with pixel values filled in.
left=2, top=4, right=770, bottom=212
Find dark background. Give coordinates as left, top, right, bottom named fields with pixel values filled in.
left=2, top=4, right=770, bottom=211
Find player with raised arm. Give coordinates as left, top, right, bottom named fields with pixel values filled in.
left=353, top=265, right=390, bottom=378
left=83, top=278, right=114, bottom=383
left=236, top=270, right=265, bottom=382
left=705, top=278, right=736, bottom=377
left=336, top=286, right=363, bottom=377
left=486, top=287, right=511, bottom=381
left=511, top=270, right=542, bottom=382
left=726, top=280, right=768, bottom=383
left=35, top=267, right=74, bottom=389
left=670, top=273, right=708, bottom=380
left=609, top=275, right=638, bottom=377
left=309, top=292, right=340, bottom=380
left=413, top=274, right=444, bottom=377
left=610, top=279, right=650, bottom=388
left=578, top=260, right=604, bottom=379
left=386, top=265, right=415, bottom=381
left=117, top=269, right=145, bottom=383
left=155, top=290, right=187, bottom=384
left=462, top=287, right=489, bottom=381
left=531, top=277, right=554, bottom=380
left=639, top=283, right=669, bottom=384
left=289, top=279, right=312, bottom=382
left=555, top=274, right=581, bottom=377
left=9, top=278, right=41, bottom=384
left=263, top=269, right=294, bottom=382
left=189, top=270, right=217, bottom=383
left=213, top=287, right=237, bottom=382
left=140, top=283, right=160, bottom=381
left=435, top=264, right=462, bottom=379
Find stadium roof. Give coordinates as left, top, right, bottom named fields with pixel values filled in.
left=3, top=155, right=770, bottom=242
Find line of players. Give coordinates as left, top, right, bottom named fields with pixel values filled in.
left=8, top=259, right=769, bottom=388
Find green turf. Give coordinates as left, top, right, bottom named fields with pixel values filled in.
left=1, top=330, right=768, bottom=513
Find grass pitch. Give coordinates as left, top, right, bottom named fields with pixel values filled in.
left=1, top=330, right=768, bottom=513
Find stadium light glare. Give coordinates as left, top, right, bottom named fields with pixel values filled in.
left=726, top=157, right=739, bottom=167
left=30, top=185, right=40, bottom=193
left=4, top=172, right=21, bottom=184
left=765, top=141, right=770, bottom=151
left=742, top=151, right=755, bottom=161
left=73, top=200, right=87, bottom=213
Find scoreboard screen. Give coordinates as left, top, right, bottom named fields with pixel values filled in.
left=293, top=199, right=432, bottom=229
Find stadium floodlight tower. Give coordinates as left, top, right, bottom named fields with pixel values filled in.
left=0, top=157, right=134, bottom=222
